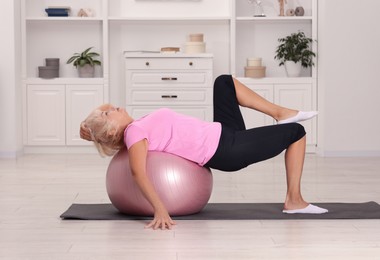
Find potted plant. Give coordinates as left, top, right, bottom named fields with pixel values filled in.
left=67, top=47, right=101, bottom=78
left=274, top=31, right=316, bottom=77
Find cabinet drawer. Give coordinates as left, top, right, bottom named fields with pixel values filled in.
left=127, top=71, right=212, bottom=88
left=125, top=58, right=213, bottom=70
left=129, top=89, right=212, bottom=105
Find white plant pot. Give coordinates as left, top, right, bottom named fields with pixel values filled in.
left=78, top=64, right=95, bottom=78
left=285, top=61, right=302, bottom=77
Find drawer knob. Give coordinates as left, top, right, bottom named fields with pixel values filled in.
left=161, top=95, right=178, bottom=99
left=161, top=77, right=178, bottom=81
left=145, top=62, right=150, bottom=66
left=189, top=62, right=193, bottom=66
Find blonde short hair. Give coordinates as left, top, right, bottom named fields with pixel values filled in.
left=80, top=109, right=125, bottom=157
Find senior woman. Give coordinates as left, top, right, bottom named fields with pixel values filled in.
left=80, top=75, right=327, bottom=230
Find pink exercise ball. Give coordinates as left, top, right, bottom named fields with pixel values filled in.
left=106, top=148, right=213, bottom=216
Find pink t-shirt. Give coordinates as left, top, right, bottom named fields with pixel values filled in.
left=124, top=108, right=221, bottom=166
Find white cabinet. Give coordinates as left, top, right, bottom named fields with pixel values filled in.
left=25, top=83, right=104, bottom=146
left=125, top=53, right=213, bottom=121
left=234, top=0, right=318, bottom=150
left=26, top=85, right=66, bottom=146
left=21, top=0, right=109, bottom=149
left=238, top=78, right=317, bottom=149
left=240, top=84, right=274, bottom=129
left=65, top=85, right=104, bottom=145
left=274, top=84, right=316, bottom=146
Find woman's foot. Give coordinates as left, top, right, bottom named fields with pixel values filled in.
left=283, top=198, right=328, bottom=214
left=283, top=204, right=329, bottom=214
left=277, top=111, right=318, bottom=124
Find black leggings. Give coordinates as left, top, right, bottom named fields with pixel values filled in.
left=205, top=75, right=306, bottom=172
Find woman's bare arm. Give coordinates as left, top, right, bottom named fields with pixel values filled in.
left=128, top=139, right=176, bottom=230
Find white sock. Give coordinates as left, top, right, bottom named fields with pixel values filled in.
left=277, top=111, right=318, bottom=124
left=282, top=204, right=329, bottom=214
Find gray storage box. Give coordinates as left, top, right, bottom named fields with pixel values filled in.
left=45, top=58, right=60, bottom=67
left=38, top=66, right=59, bottom=79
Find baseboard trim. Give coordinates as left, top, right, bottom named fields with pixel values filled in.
left=322, top=150, right=380, bottom=157
left=23, top=146, right=98, bottom=154
left=0, top=150, right=24, bottom=159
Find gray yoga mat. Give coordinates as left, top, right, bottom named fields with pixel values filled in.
left=60, top=201, right=380, bottom=220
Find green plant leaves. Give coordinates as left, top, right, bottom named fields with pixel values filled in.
left=274, top=31, right=316, bottom=68
left=66, top=47, right=102, bottom=68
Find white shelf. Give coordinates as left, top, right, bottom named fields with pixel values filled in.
left=236, top=16, right=313, bottom=21
left=237, top=77, right=314, bottom=84
left=108, top=16, right=231, bottom=22
left=26, top=16, right=231, bottom=22
left=123, top=52, right=214, bottom=58
left=26, top=17, right=103, bottom=22
left=24, top=77, right=105, bottom=85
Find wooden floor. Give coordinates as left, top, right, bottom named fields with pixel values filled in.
left=1, top=153, right=380, bottom=259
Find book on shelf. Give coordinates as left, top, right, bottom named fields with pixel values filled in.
left=45, top=6, right=71, bottom=17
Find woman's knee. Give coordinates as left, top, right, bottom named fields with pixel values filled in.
left=214, top=74, right=233, bottom=89
left=291, top=123, right=306, bottom=141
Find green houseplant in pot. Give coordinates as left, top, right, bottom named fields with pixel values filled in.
left=274, top=31, right=316, bottom=77
left=67, top=47, right=101, bottom=78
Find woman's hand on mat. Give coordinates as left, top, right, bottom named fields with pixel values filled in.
left=145, top=207, right=176, bottom=230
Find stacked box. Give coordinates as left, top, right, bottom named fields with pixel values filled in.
left=184, top=33, right=206, bottom=54
left=245, top=58, right=266, bottom=78
left=39, top=58, right=59, bottom=79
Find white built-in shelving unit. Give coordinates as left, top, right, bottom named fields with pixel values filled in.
left=231, top=0, right=317, bottom=150
left=21, top=0, right=318, bottom=152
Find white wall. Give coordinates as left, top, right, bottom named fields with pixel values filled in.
left=0, top=0, right=22, bottom=158
left=318, top=0, right=380, bottom=156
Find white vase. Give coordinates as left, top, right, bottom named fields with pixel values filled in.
left=284, top=61, right=302, bottom=77
left=78, top=64, right=95, bottom=78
